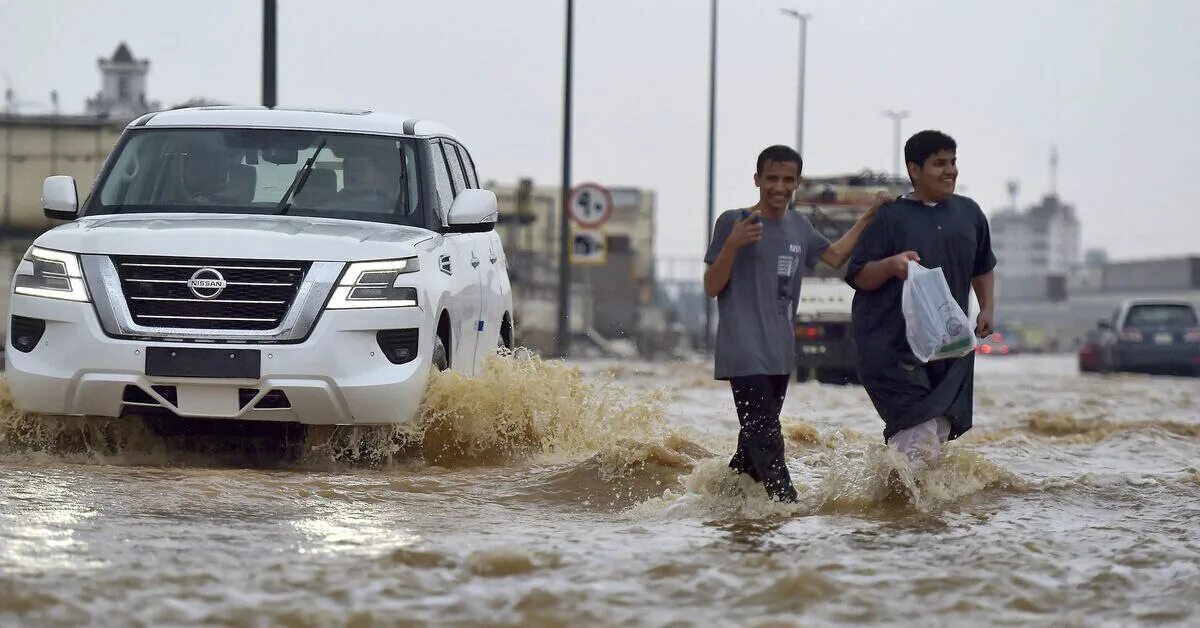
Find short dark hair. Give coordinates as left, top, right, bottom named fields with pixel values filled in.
left=756, top=145, right=803, bottom=175
left=904, top=130, right=956, bottom=169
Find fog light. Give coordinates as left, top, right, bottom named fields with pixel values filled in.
left=377, top=329, right=419, bottom=365
left=9, top=316, right=46, bottom=353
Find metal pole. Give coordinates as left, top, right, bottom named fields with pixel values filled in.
left=781, top=10, right=810, bottom=156
left=1049, top=144, right=1059, bottom=196
left=797, top=17, right=806, bottom=155
left=3, top=123, right=11, bottom=231
left=883, top=110, right=909, bottom=179
left=262, top=0, right=277, bottom=108
left=50, top=91, right=59, bottom=177
left=556, top=0, right=574, bottom=358
left=704, top=0, right=718, bottom=352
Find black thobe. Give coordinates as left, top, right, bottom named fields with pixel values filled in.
left=845, top=194, right=997, bottom=441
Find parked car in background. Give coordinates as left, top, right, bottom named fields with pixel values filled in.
left=1087, top=298, right=1200, bottom=376
left=1077, top=328, right=1105, bottom=373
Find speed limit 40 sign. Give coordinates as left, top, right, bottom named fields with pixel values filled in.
left=568, top=182, right=613, bottom=229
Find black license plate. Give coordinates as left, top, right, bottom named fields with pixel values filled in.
left=145, top=347, right=261, bottom=379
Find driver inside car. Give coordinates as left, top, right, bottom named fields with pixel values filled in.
left=175, top=146, right=237, bottom=205
left=330, top=149, right=401, bottom=212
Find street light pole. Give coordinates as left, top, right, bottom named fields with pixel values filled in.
left=704, top=0, right=718, bottom=352
left=781, top=9, right=810, bottom=156
left=262, top=0, right=277, bottom=108
left=556, top=0, right=574, bottom=358
left=882, top=110, right=909, bottom=179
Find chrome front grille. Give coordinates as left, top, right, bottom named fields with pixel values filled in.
left=112, top=256, right=310, bottom=330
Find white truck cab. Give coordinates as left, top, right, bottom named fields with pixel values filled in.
left=6, top=106, right=513, bottom=425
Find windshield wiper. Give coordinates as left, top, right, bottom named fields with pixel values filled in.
left=275, top=138, right=327, bottom=215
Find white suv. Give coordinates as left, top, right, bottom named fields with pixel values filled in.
left=5, top=107, right=513, bottom=425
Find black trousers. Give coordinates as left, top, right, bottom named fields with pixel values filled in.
left=727, top=374, right=797, bottom=502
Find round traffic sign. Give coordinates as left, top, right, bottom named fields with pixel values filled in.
left=568, top=182, right=613, bottom=229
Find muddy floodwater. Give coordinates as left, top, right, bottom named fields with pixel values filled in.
left=1, top=354, right=1198, bottom=626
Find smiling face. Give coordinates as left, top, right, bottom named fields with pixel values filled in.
left=908, top=149, right=958, bottom=202
left=754, top=160, right=801, bottom=213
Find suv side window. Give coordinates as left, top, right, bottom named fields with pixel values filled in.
left=441, top=141, right=468, bottom=196
left=429, top=140, right=454, bottom=221
left=455, top=144, right=479, bottom=189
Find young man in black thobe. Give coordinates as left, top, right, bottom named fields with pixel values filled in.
left=845, top=130, right=997, bottom=471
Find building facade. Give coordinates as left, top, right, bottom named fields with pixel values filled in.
left=488, top=179, right=657, bottom=350
left=991, top=193, right=1082, bottom=301
left=2, top=42, right=163, bottom=234
left=1, top=43, right=160, bottom=348
left=85, top=43, right=160, bottom=119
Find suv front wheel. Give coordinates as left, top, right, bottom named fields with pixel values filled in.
left=432, top=336, right=449, bottom=372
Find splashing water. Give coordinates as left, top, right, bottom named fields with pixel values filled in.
left=2, top=352, right=1020, bottom=516
left=399, top=351, right=671, bottom=466
left=632, top=426, right=1023, bottom=520
left=1, top=351, right=679, bottom=470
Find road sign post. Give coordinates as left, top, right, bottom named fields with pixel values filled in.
left=570, top=228, right=608, bottom=265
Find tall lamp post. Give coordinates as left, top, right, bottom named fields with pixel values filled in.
left=882, top=109, right=909, bottom=179
left=263, top=0, right=276, bottom=108
left=556, top=0, right=575, bottom=358
left=704, top=0, right=718, bottom=352
left=780, top=9, right=811, bottom=156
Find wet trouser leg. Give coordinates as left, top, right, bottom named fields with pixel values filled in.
left=727, top=374, right=797, bottom=502
left=887, top=416, right=952, bottom=473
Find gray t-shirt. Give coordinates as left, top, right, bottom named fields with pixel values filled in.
left=705, top=208, right=831, bottom=380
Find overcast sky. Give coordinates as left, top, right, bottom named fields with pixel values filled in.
left=2, top=0, right=1196, bottom=262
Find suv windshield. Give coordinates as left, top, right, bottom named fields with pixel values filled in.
left=86, top=128, right=426, bottom=227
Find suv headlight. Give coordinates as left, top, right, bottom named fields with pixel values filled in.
left=13, top=246, right=91, bottom=302
left=327, top=257, right=420, bottom=309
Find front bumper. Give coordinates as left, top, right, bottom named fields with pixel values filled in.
left=5, top=294, right=432, bottom=425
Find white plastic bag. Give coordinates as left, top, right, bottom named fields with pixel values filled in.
left=901, top=261, right=976, bottom=363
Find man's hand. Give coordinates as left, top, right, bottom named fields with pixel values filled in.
left=723, top=210, right=764, bottom=252
left=864, top=191, right=892, bottom=220
left=888, top=251, right=921, bottom=280
left=975, top=309, right=995, bottom=339
left=704, top=210, right=762, bottom=297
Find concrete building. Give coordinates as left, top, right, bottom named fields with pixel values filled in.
left=991, top=149, right=1083, bottom=303
left=991, top=193, right=1082, bottom=278
left=1, top=114, right=126, bottom=232
left=2, top=42, right=164, bottom=234
left=991, top=193, right=1082, bottom=302
left=2, top=43, right=161, bottom=350
left=488, top=179, right=657, bottom=353
left=85, top=42, right=160, bottom=119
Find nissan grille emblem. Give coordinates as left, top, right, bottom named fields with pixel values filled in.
left=187, top=268, right=227, bottom=299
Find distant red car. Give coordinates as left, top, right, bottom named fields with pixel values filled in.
left=977, top=331, right=1014, bottom=356
left=1078, top=329, right=1105, bottom=372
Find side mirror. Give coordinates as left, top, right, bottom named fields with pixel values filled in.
left=1097, top=320, right=1112, bottom=330
left=43, top=176, right=80, bottom=220
left=446, top=189, right=498, bottom=233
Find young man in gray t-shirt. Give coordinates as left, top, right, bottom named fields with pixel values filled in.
left=704, top=145, right=884, bottom=502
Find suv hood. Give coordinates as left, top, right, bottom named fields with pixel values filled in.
left=33, top=213, right=438, bottom=261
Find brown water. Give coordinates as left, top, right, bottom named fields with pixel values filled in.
left=1, top=353, right=1198, bottom=626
